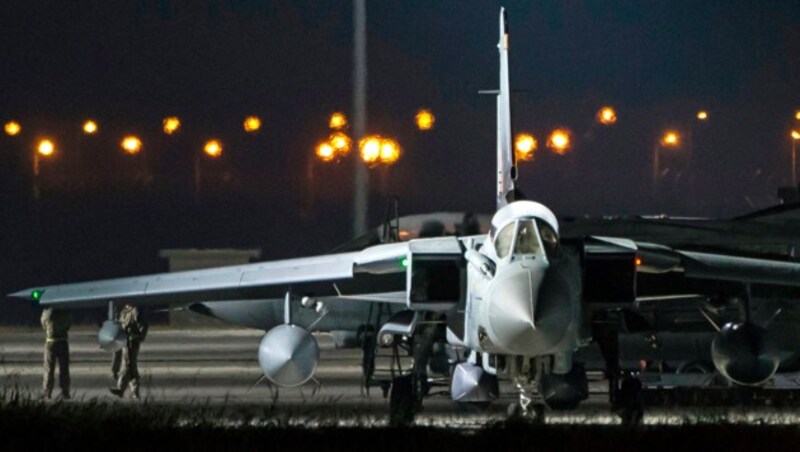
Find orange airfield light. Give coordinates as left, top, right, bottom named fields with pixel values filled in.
left=121, top=136, right=142, bottom=155
left=204, top=139, right=223, bottom=158
left=5, top=121, right=22, bottom=136
left=661, top=131, right=680, bottom=147
left=547, top=128, right=572, bottom=155
left=378, top=138, right=401, bottom=165
left=83, top=120, right=98, bottom=134
left=329, top=132, right=352, bottom=156
left=596, top=106, right=617, bottom=125
left=514, top=133, right=537, bottom=162
left=359, top=135, right=382, bottom=165
left=37, top=139, right=55, bottom=157
left=795, top=111, right=800, bottom=121
left=329, top=112, right=348, bottom=130
left=315, top=141, right=336, bottom=162
left=697, top=110, right=709, bottom=121
left=792, top=130, right=800, bottom=140
left=243, top=116, right=262, bottom=133
left=314, top=132, right=353, bottom=163
left=415, top=109, right=435, bottom=131
left=163, top=117, right=181, bottom=135
left=358, top=135, right=401, bottom=166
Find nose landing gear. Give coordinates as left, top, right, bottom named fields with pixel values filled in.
left=379, top=312, right=446, bottom=426
left=507, top=381, right=547, bottom=424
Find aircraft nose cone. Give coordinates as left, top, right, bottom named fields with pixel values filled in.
left=488, top=266, right=538, bottom=354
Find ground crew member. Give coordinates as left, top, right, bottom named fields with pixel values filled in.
left=111, top=347, right=122, bottom=381
left=110, top=305, right=122, bottom=381
left=109, top=304, right=147, bottom=399
left=41, top=307, right=71, bottom=400
left=615, top=372, right=644, bottom=425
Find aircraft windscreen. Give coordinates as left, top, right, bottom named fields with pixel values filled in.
left=537, top=221, right=559, bottom=259
left=494, top=222, right=516, bottom=258
left=513, top=220, right=541, bottom=255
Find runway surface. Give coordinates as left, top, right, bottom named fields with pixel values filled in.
left=3, top=327, right=800, bottom=427
left=1, top=328, right=369, bottom=404
left=1, top=327, right=489, bottom=425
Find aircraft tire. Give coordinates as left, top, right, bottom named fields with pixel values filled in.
left=619, top=406, right=644, bottom=426
left=531, top=404, right=546, bottom=424
left=506, top=402, right=545, bottom=423
left=455, top=401, right=492, bottom=412
left=389, top=374, right=415, bottom=426
left=615, top=375, right=644, bottom=426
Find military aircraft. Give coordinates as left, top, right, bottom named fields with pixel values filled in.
left=11, top=8, right=800, bottom=425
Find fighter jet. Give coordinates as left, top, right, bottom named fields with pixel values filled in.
left=10, top=8, right=800, bottom=425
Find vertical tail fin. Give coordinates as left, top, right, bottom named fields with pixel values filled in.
left=496, top=7, right=516, bottom=210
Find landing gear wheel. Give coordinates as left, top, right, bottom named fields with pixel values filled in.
left=387, top=312, right=442, bottom=426
left=618, top=405, right=644, bottom=426
left=379, top=381, right=391, bottom=398
left=506, top=402, right=546, bottom=423
left=531, top=404, right=546, bottom=424
left=456, top=401, right=492, bottom=412
left=389, top=374, right=415, bottom=426
left=615, top=375, right=644, bottom=426
left=507, top=401, right=523, bottom=418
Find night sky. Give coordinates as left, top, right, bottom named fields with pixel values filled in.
left=2, top=1, right=800, bottom=319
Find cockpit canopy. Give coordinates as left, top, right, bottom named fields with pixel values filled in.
left=488, top=200, right=560, bottom=260
left=494, top=218, right=558, bottom=260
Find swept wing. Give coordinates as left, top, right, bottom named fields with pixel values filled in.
left=9, top=238, right=464, bottom=308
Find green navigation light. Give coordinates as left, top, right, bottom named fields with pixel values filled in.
left=31, top=290, right=43, bottom=301
left=401, top=258, right=409, bottom=268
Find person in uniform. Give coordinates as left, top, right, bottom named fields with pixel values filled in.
left=109, top=304, right=147, bottom=399
left=41, top=307, right=71, bottom=400
left=111, top=345, right=123, bottom=381
left=110, top=305, right=122, bottom=381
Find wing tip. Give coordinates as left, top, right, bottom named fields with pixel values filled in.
left=8, top=288, right=43, bottom=301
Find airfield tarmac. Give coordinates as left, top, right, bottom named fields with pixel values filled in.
left=2, top=327, right=800, bottom=428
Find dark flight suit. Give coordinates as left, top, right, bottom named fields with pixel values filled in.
left=41, top=308, right=71, bottom=399
left=112, top=305, right=147, bottom=399
left=111, top=349, right=122, bottom=380
left=110, top=306, right=122, bottom=380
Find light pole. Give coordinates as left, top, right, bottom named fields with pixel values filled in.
left=196, top=139, right=223, bottom=203
left=353, top=0, right=368, bottom=236
left=304, top=119, right=354, bottom=217
left=302, top=144, right=330, bottom=218
left=33, top=139, right=55, bottom=202
left=653, top=131, right=680, bottom=193
left=357, top=135, right=401, bottom=197
left=377, top=137, right=400, bottom=197
left=791, top=130, right=800, bottom=188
